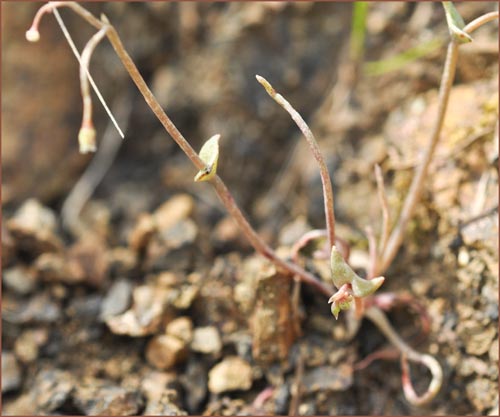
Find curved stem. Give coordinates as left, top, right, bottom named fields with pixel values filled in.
left=79, top=26, right=108, bottom=133
left=463, top=11, right=499, bottom=33
left=256, top=75, right=336, bottom=250
left=365, top=306, right=442, bottom=406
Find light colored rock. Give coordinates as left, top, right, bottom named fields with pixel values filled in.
left=2, top=352, right=21, bottom=393
left=100, top=279, right=132, bottom=321
left=166, top=317, right=193, bottom=344
left=191, top=326, right=222, bottom=354
left=208, top=356, right=253, bottom=394
left=146, top=335, right=187, bottom=370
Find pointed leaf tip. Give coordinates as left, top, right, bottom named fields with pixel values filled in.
left=256, top=75, right=275, bottom=96
left=194, top=134, right=220, bottom=182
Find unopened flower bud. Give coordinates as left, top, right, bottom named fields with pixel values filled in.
left=26, top=28, right=40, bottom=42
left=78, top=126, right=97, bottom=154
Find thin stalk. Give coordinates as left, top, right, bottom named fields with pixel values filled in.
left=365, top=306, right=442, bottom=406
left=77, top=26, right=108, bottom=152
left=256, top=75, right=336, bottom=251
left=379, top=41, right=458, bottom=275
left=379, top=11, right=499, bottom=274
left=374, top=164, right=390, bottom=258
left=30, top=2, right=334, bottom=297
left=49, top=6, right=124, bottom=139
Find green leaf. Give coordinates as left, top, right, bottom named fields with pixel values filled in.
left=330, top=246, right=385, bottom=297
left=330, top=246, right=358, bottom=289
left=194, top=134, right=220, bottom=182
left=442, top=2, right=473, bottom=44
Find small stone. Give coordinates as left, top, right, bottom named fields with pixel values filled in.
left=141, top=371, right=176, bottom=402
left=73, top=381, right=143, bottom=415
left=146, top=335, right=188, bottom=370
left=166, top=317, right=193, bottom=344
left=66, top=236, right=109, bottom=287
left=3, top=266, right=37, bottom=295
left=153, top=194, right=194, bottom=232
left=100, top=279, right=133, bottom=321
left=457, top=356, right=490, bottom=377
left=3, top=291, right=61, bottom=324
left=105, top=285, right=172, bottom=337
left=466, top=378, right=497, bottom=412
left=32, top=369, right=74, bottom=413
left=144, top=390, right=188, bottom=415
left=489, top=339, right=499, bottom=362
left=6, top=199, right=62, bottom=255
left=107, top=247, right=138, bottom=276
left=171, top=284, right=199, bottom=310
left=14, top=328, right=48, bottom=363
left=2, top=352, right=21, bottom=393
left=460, top=323, right=497, bottom=356
left=301, top=364, right=353, bottom=393
left=128, top=213, right=156, bottom=252
left=191, top=326, right=222, bottom=355
left=159, top=219, right=198, bottom=249
left=35, top=252, right=84, bottom=284
left=208, top=356, right=253, bottom=394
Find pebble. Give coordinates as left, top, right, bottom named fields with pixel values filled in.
left=100, top=279, right=133, bottom=321
left=14, top=328, right=48, bottom=363
left=32, top=369, right=74, bottom=413
left=489, top=339, right=499, bottom=362
left=6, top=198, right=62, bottom=255
left=457, top=356, right=490, bottom=377
left=144, top=390, right=188, bottom=415
left=153, top=194, right=194, bottom=232
left=191, top=326, right=222, bottom=355
left=1, top=351, right=21, bottom=393
left=466, top=378, right=497, bottom=413
left=66, top=236, right=110, bottom=287
left=301, top=364, right=353, bottom=393
left=459, top=322, right=497, bottom=356
left=34, top=252, right=84, bottom=284
left=3, top=266, right=37, bottom=295
left=3, top=292, right=61, bottom=324
left=146, top=335, right=188, bottom=370
left=73, top=381, right=143, bottom=415
left=128, top=213, right=156, bottom=252
left=141, top=371, right=176, bottom=402
left=208, top=356, right=253, bottom=394
left=105, top=285, right=172, bottom=337
left=159, top=219, right=198, bottom=250
left=166, top=316, right=193, bottom=344
left=107, top=247, right=138, bottom=276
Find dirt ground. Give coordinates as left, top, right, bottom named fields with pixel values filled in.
left=2, top=2, right=498, bottom=415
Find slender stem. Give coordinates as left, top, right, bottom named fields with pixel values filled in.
left=211, top=176, right=333, bottom=296
left=365, top=306, right=442, bottom=406
left=379, top=40, right=459, bottom=275
left=374, top=164, right=390, bottom=258
left=256, top=75, right=336, bottom=250
left=33, top=3, right=334, bottom=297
left=50, top=6, right=124, bottom=139
left=380, top=11, right=499, bottom=275
left=463, top=11, right=499, bottom=33
left=79, top=27, right=108, bottom=132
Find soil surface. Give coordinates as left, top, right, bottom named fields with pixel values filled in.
left=2, top=2, right=498, bottom=415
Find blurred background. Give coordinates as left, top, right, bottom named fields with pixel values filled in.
left=2, top=2, right=498, bottom=415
